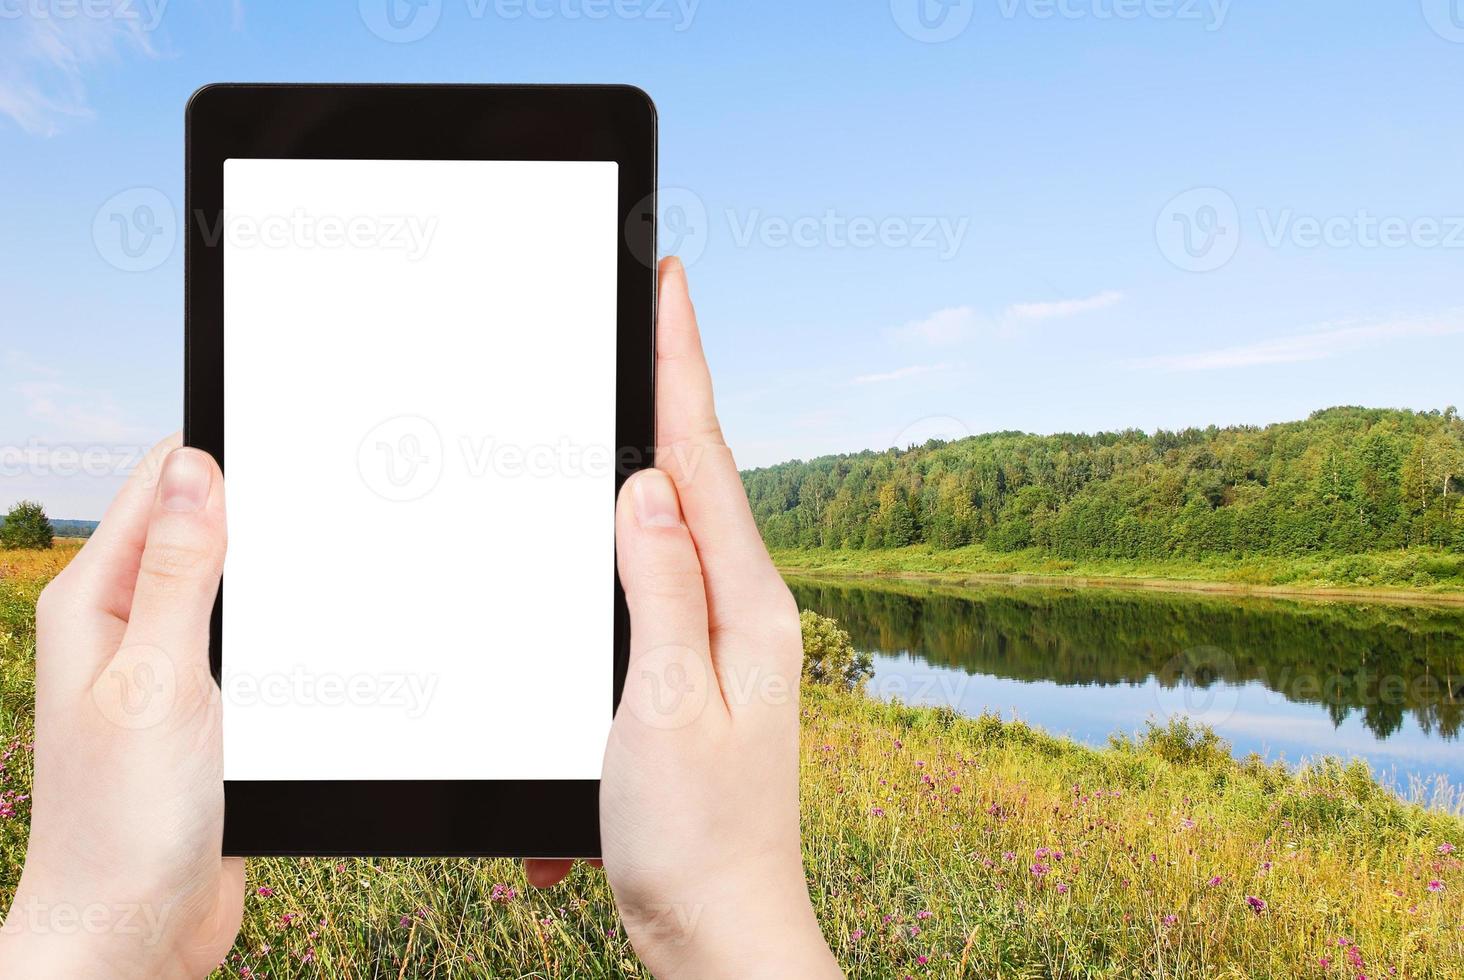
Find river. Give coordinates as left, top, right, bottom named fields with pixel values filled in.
left=786, top=575, right=1464, bottom=791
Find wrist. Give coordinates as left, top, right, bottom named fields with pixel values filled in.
left=621, top=875, right=841, bottom=980
left=0, top=882, right=192, bottom=980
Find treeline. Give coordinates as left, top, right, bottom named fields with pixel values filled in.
left=0, top=517, right=96, bottom=539
left=743, top=407, right=1464, bottom=559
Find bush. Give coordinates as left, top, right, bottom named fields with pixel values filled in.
left=799, top=609, right=873, bottom=690
left=1118, top=716, right=1233, bottom=768
left=0, top=501, right=53, bottom=551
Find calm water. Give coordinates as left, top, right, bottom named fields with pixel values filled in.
left=786, top=576, right=1464, bottom=789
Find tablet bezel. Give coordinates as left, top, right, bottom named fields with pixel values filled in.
left=185, top=83, right=655, bottom=857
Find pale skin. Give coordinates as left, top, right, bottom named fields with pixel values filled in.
left=0, top=258, right=843, bottom=979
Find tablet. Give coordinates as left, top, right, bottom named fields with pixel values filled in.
left=185, top=84, right=656, bottom=856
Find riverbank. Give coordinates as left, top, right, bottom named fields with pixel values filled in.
left=772, top=545, right=1464, bottom=605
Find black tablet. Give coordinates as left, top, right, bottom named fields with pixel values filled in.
left=185, top=84, right=655, bottom=856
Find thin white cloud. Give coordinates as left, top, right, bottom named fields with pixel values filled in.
left=893, top=291, right=1123, bottom=347
left=892, top=306, right=984, bottom=346
left=0, top=6, right=163, bottom=136
left=1130, top=313, right=1464, bottom=372
left=851, top=363, right=955, bottom=385
left=9, top=374, right=150, bottom=445
left=1007, top=289, right=1124, bottom=322
left=5, top=351, right=62, bottom=378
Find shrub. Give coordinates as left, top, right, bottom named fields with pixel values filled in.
left=1122, top=716, right=1233, bottom=768
left=0, top=501, right=53, bottom=551
left=799, top=609, right=873, bottom=690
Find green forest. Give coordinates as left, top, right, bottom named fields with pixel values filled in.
left=743, top=407, right=1464, bottom=560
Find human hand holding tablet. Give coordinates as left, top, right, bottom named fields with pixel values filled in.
left=526, top=259, right=843, bottom=979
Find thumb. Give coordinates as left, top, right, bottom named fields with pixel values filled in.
left=95, top=448, right=226, bottom=731
left=613, top=468, right=724, bottom=733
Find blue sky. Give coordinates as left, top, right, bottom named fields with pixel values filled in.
left=3, top=0, right=1464, bottom=518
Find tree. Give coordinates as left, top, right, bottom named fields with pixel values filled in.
left=0, top=500, right=55, bottom=550
left=799, top=610, right=873, bottom=690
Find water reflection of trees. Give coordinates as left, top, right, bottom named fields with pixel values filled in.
left=786, top=578, right=1464, bottom=740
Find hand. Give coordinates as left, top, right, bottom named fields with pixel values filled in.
left=0, top=438, right=243, bottom=978
left=527, top=259, right=842, bottom=979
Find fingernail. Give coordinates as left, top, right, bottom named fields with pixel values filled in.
left=632, top=469, right=683, bottom=529
left=159, top=449, right=213, bottom=512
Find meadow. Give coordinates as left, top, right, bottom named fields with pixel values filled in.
left=770, top=544, right=1464, bottom=599
left=2, top=542, right=1461, bottom=978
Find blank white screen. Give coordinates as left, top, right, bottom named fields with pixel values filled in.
left=221, top=159, right=618, bottom=780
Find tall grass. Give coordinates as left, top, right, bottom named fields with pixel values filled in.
left=2, top=545, right=1461, bottom=977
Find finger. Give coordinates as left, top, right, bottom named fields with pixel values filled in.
left=102, top=448, right=226, bottom=724
left=614, top=468, right=725, bottom=727
left=653, top=258, right=790, bottom=645
left=524, top=859, right=575, bottom=889
left=35, top=434, right=179, bottom=689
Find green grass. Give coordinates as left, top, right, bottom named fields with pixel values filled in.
left=770, top=544, right=1464, bottom=597
left=3, top=545, right=1462, bottom=977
